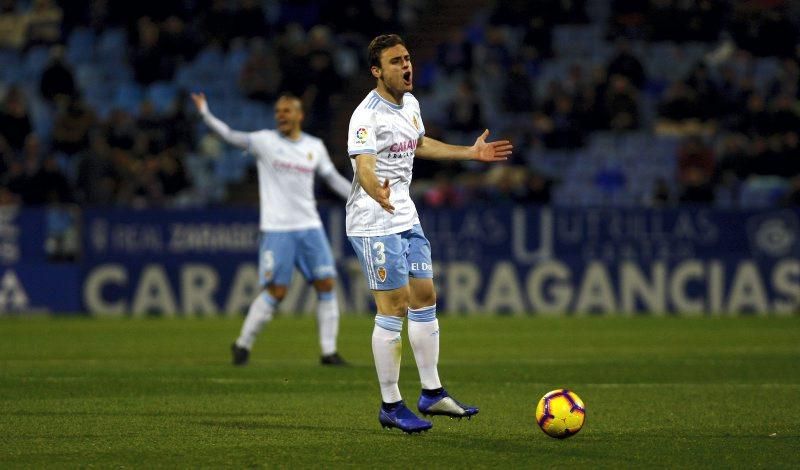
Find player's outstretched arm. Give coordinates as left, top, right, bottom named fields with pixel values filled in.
left=416, top=129, right=513, bottom=162
left=319, top=167, right=352, bottom=200
left=191, top=92, right=250, bottom=150
left=355, top=154, right=394, bottom=214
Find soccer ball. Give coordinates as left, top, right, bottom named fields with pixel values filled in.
left=535, top=389, right=586, bottom=438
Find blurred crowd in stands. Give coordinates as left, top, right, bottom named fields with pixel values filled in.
left=1, top=0, right=799, bottom=209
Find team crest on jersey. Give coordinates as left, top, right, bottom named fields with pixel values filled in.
left=376, top=266, right=387, bottom=283
left=355, top=127, right=368, bottom=144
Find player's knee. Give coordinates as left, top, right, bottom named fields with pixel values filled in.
left=267, top=285, right=287, bottom=301
left=314, top=278, right=335, bottom=293
left=387, top=296, right=411, bottom=316
left=411, top=292, right=436, bottom=310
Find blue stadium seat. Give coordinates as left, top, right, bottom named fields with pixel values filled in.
left=147, top=82, right=178, bottom=113
left=66, top=28, right=95, bottom=64
left=113, top=83, right=144, bottom=114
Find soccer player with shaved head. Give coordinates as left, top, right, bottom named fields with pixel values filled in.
left=192, top=92, right=351, bottom=366
left=346, top=34, right=513, bottom=433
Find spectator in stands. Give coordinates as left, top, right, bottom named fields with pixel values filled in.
left=535, top=93, right=585, bottom=149
left=767, top=58, right=799, bottom=100
left=24, top=0, right=62, bottom=50
left=715, top=133, right=750, bottom=182
left=159, top=15, right=198, bottom=64
left=4, top=134, right=71, bottom=205
left=503, top=60, right=536, bottom=114
left=449, top=80, right=484, bottom=133
left=437, top=28, right=473, bottom=76
left=658, top=81, right=702, bottom=122
left=782, top=175, right=800, bottom=207
left=155, top=147, right=191, bottom=200
left=651, top=177, right=672, bottom=207
left=679, top=166, right=715, bottom=204
left=606, top=39, right=646, bottom=89
left=103, top=109, right=137, bottom=151
left=0, top=86, right=33, bottom=153
left=76, top=135, right=121, bottom=205
left=132, top=17, right=174, bottom=85
left=239, top=38, right=281, bottom=103
left=677, top=136, right=715, bottom=186
left=135, top=100, right=167, bottom=153
left=521, top=13, right=553, bottom=59
left=229, top=0, right=270, bottom=41
left=734, top=93, right=771, bottom=137
left=512, top=170, right=553, bottom=204
left=424, top=171, right=467, bottom=208
left=684, top=63, right=720, bottom=121
left=768, top=94, right=800, bottom=135
left=0, top=0, right=29, bottom=50
left=51, top=96, right=94, bottom=156
left=302, top=25, right=343, bottom=135
left=161, top=90, right=195, bottom=152
left=605, top=74, right=639, bottom=131
left=39, top=46, right=77, bottom=104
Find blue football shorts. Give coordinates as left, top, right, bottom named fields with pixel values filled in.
left=258, top=227, right=336, bottom=287
left=348, top=224, right=434, bottom=291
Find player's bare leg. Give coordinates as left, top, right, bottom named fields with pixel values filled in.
left=313, top=278, right=346, bottom=365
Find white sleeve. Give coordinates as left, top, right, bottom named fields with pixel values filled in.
left=200, top=108, right=251, bottom=150
left=411, top=96, right=426, bottom=137
left=347, top=108, right=377, bottom=156
left=317, top=144, right=352, bottom=200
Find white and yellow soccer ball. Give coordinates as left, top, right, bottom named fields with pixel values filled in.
left=535, top=389, right=586, bottom=438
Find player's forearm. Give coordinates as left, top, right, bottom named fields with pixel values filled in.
left=355, top=156, right=383, bottom=201
left=322, top=170, right=352, bottom=200
left=415, top=136, right=474, bottom=161
left=199, top=108, right=250, bottom=150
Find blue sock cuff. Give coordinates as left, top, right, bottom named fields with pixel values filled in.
left=407, top=305, right=437, bottom=322
left=375, top=314, right=404, bottom=332
left=261, top=292, right=278, bottom=306
left=317, top=291, right=335, bottom=301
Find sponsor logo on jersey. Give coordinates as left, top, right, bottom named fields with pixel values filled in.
left=355, top=127, right=368, bottom=145
left=376, top=266, right=387, bottom=282
left=272, top=161, right=314, bottom=174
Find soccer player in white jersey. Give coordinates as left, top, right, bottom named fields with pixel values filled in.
left=192, top=92, right=352, bottom=366
left=346, top=34, right=513, bottom=433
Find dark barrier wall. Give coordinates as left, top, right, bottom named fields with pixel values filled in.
left=1, top=206, right=798, bottom=316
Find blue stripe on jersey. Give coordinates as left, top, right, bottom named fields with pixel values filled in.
left=375, top=314, right=404, bottom=332
left=408, top=305, right=437, bottom=322
left=366, top=96, right=380, bottom=109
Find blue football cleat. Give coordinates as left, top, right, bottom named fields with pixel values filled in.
left=417, top=389, right=479, bottom=419
left=378, top=402, right=433, bottom=433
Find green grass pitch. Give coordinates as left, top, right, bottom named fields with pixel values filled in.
left=1, top=315, right=798, bottom=468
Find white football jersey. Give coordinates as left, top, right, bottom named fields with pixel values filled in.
left=346, top=90, right=425, bottom=236
left=247, top=130, right=337, bottom=231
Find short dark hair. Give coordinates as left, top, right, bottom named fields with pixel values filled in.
left=368, top=34, right=406, bottom=68
left=276, top=92, right=303, bottom=110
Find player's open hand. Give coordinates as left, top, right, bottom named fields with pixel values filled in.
left=191, top=92, right=208, bottom=114
left=471, top=129, right=513, bottom=162
left=376, top=179, right=395, bottom=214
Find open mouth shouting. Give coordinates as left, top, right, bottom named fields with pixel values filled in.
left=402, top=71, right=412, bottom=87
